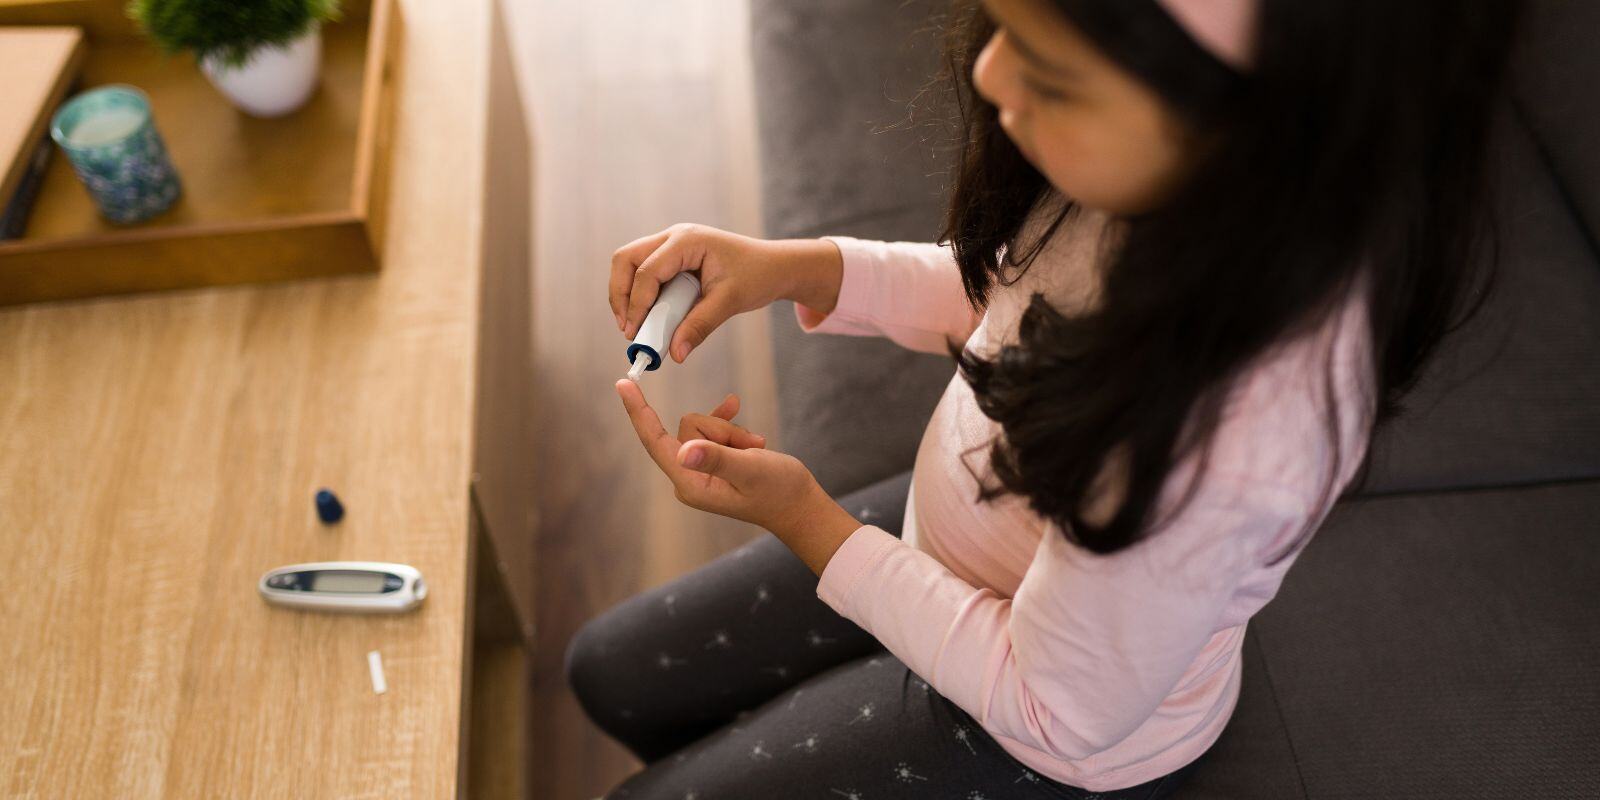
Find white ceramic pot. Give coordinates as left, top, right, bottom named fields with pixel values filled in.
left=200, top=25, right=322, bottom=118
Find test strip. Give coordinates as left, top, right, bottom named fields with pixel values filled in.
left=368, top=650, right=388, bottom=695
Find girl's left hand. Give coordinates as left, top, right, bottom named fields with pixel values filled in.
left=614, top=380, right=862, bottom=575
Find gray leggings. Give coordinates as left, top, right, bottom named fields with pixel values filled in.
left=566, top=471, right=1207, bottom=799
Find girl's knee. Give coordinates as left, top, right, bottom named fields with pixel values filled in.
left=565, top=606, right=690, bottom=762
left=565, top=602, right=660, bottom=726
left=564, top=612, right=617, bottom=713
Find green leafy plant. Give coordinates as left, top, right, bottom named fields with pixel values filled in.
left=128, top=0, right=341, bottom=68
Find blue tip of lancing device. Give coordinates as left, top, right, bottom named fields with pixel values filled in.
left=625, top=342, right=662, bottom=372
left=315, top=489, right=345, bottom=524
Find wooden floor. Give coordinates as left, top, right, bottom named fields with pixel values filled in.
left=501, top=3, right=774, bottom=797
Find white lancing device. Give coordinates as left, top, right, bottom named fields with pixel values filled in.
left=627, top=272, right=701, bottom=381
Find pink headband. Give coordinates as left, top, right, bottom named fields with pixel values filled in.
left=1154, top=0, right=1257, bottom=71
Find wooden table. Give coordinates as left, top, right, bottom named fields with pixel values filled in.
left=0, top=0, right=536, bottom=795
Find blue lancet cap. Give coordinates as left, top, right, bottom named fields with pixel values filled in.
left=315, top=488, right=345, bottom=524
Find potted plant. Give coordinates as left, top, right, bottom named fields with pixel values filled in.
left=127, top=0, right=341, bottom=118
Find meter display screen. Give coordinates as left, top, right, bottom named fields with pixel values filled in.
left=309, top=570, right=389, bottom=593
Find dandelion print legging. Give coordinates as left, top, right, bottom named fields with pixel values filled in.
left=566, top=471, right=1208, bottom=799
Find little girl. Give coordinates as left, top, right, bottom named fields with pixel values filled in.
left=571, top=0, right=1520, bottom=796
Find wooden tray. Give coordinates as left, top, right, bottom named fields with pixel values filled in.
left=0, top=0, right=398, bottom=306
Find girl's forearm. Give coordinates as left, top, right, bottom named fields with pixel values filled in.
left=772, top=238, right=844, bottom=316
left=766, top=482, right=863, bottom=577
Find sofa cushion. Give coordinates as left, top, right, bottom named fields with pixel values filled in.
left=1356, top=103, right=1600, bottom=495
left=751, top=0, right=960, bottom=494
left=767, top=207, right=956, bottom=495
left=750, top=0, right=953, bottom=241
left=752, top=0, right=1600, bottom=497
left=1198, top=479, right=1600, bottom=798
left=1511, top=0, right=1600, bottom=244
left=1168, top=629, right=1308, bottom=800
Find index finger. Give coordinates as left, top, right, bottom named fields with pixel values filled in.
left=710, top=393, right=739, bottom=421
left=609, top=230, right=671, bottom=332
left=615, top=378, right=682, bottom=472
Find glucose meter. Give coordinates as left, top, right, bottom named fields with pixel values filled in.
left=258, top=562, right=427, bottom=614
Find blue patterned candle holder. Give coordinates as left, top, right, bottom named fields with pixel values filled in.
left=49, top=85, right=182, bottom=225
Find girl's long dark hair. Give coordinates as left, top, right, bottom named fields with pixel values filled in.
left=941, top=0, right=1521, bottom=559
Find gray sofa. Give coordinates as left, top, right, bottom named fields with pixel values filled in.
left=749, top=1, right=1600, bottom=797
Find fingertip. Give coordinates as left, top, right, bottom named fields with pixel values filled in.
left=708, top=394, right=738, bottom=421
left=615, top=378, right=643, bottom=403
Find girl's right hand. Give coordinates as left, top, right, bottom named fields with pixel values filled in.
left=608, top=223, right=843, bottom=363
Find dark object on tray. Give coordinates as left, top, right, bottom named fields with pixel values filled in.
left=0, top=27, right=84, bottom=241
left=2, top=132, right=56, bottom=239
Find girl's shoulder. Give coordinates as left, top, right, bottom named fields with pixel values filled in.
left=1113, top=273, right=1378, bottom=580
left=1209, top=269, right=1378, bottom=511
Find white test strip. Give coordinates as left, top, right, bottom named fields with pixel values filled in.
left=368, top=650, right=388, bottom=695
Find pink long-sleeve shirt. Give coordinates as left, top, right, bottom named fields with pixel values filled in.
left=796, top=207, right=1376, bottom=790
